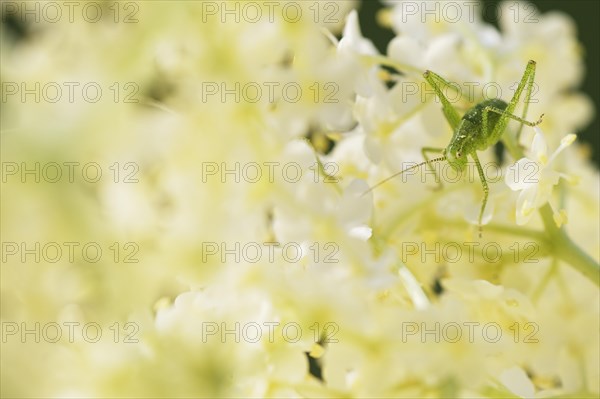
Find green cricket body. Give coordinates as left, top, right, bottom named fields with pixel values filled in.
left=365, top=60, right=542, bottom=236
left=444, top=98, right=508, bottom=172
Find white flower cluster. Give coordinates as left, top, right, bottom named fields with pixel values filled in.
left=1, top=1, right=598, bottom=398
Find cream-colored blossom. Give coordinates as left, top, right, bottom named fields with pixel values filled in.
left=505, top=127, right=577, bottom=226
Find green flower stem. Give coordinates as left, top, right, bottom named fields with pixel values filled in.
left=364, top=55, right=423, bottom=75
left=539, top=203, right=599, bottom=286
left=531, top=258, right=559, bottom=302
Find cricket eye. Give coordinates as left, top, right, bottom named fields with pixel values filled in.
left=457, top=152, right=462, bottom=158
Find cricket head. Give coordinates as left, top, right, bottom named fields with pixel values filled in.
left=444, top=145, right=467, bottom=172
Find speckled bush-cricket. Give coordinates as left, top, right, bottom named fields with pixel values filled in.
left=366, top=60, right=544, bottom=237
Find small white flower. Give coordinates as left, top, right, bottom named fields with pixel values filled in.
left=505, top=127, right=577, bottom=226
left=337, top=10, right=378, bottom=57
left=337, top=10, right=380, bottom=97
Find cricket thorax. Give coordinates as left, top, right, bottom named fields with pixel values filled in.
left=445, top=98, right=508, bottom=169
left=463, top=98, right=508, bottom=126
left=464, top=98, right=509, bottom=147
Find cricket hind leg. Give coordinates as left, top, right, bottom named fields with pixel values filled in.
left=516, top=60, right=537, bottom=142
left=485, top=60, right=539, bottom=148
left=483, top=106, right=544, bottom=139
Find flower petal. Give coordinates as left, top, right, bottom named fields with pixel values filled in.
left=500, top=366, right=536, bottom=399
left=531, top=127, right=548, bottom=164
left=515, top=187, right=538, bottom=225
left=338, top=10, right=378, bottom=56
left=387, top=36, right=423, bottom=68
left=505, top=158, right=539, bottom=191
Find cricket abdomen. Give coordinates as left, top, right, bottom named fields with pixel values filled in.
left=462, top=98, right=508, bottom=149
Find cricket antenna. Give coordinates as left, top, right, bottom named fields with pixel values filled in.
left=361, top=156, right=447, bottom=196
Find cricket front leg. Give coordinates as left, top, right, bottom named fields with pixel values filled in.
left=471, top=152, right=489, bottom=238
left=422, top=70, right=462, bottom=131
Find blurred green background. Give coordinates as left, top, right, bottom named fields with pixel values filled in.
left=358, top=0, right=600, bottom=166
